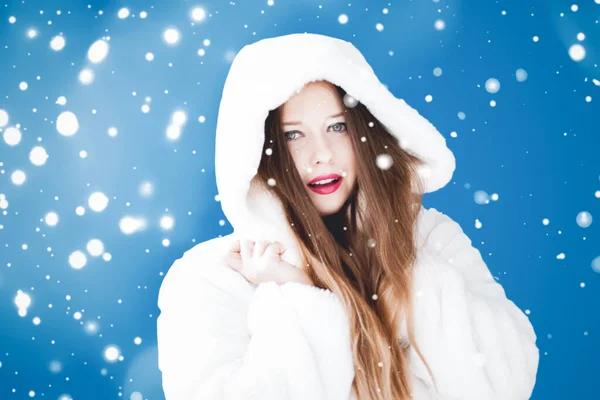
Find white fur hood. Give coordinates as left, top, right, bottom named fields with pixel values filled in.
left=156, top=33, right=539, bottom=400
left=213, top=32, right=456, bottom=265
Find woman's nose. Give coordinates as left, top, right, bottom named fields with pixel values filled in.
left=309, top=136, right=334, bottom=165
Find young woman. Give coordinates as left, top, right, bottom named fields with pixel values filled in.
left=157, top=33, right=539, bottom=400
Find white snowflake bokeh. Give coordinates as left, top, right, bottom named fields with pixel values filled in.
left=0, top=1, right=598, bottom=399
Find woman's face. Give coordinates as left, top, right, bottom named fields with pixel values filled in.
left=280, top=81, right=357, bottom=217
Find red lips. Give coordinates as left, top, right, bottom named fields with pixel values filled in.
left=307, top=174, right=342, bottom=186
left=307, top=177, right=343, bottom=195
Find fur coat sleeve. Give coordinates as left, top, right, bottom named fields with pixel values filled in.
left=156, top=236, right=355, bottom=400
left=156, top=207, right=539, bottom=400
left=402, top=207, right=539, bottom=399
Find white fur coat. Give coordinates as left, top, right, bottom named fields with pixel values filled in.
left=156, top=33, right=539, bottom=399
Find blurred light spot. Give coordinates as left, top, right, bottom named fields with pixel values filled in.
left=56, top=111, right=79, bottom=136
left=69, top=251, right=87, bottom=270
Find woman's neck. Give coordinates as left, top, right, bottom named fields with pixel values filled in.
left=322, top=207, right=349, bottom=250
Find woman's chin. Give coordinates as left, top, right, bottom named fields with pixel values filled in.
left=311, top=196, right=347, bottom=216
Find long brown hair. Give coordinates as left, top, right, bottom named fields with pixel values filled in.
left=255, top=81, right=435, bottom=399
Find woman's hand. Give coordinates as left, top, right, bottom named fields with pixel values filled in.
left=226, top=239, right=314, bottom=286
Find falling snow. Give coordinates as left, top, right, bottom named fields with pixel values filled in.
left=0, top=1, right=597, bottom=399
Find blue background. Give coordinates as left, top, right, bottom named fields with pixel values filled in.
left=1, top=0, right=598, bottom=398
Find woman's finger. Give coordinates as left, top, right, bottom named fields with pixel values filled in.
left=239, top=239, right=254, bottom=261
left=264, top=242, right=283, bottom=258
left=229, top=239, right=241, bottom=254
left=276, top=242, right=287, bottom=256
left=263, top=243, right=275, bottom=259
left=226, top=252, right=243, bottom=271
left=226, top=240, right=242, bottom=270
left=253, top=240, right=269, bottom=258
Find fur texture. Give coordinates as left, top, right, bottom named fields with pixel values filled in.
left=157, top=33, right=539, bottom=399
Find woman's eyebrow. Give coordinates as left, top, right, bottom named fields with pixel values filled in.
left=282, top=111, right=345, bottom=126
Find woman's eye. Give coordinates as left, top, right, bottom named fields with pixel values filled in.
left=284, top=123, right=346, bottom=142
left=330, top=122, right=347, bottom=132
left=284, top=131, right=300, bottom=141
